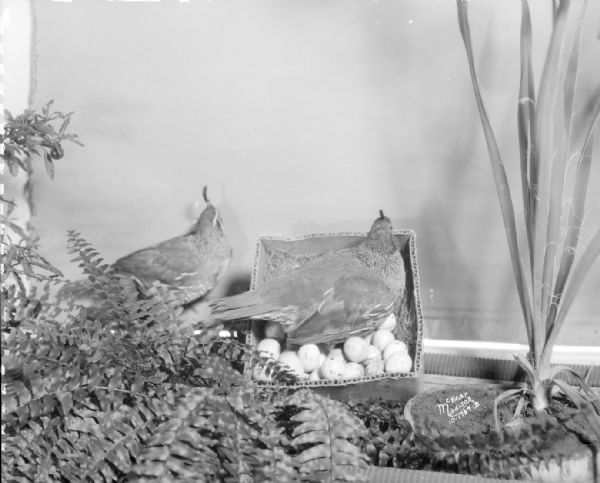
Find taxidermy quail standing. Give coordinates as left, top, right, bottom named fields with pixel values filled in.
left=208, top=211, right=405, bottom=346
left=112, top=186, right=232, bottom=308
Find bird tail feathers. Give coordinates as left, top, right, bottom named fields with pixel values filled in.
left=209, top=292, right=278, bottom=322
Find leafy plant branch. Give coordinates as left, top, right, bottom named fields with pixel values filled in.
left=1, top=99, right=83, bottom=181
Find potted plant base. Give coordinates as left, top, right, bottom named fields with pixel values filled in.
left=403, top=384, right=598, bottom=482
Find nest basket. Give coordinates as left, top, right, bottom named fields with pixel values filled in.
left=243, top=229, right=425, bottom=403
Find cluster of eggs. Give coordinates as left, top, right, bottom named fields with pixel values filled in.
left=253, top=314, right=413, bottom=382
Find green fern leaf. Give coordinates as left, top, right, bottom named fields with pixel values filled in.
left=129, top=388, right=221, bottom=482
left=284, top=390, right=368, bottom=483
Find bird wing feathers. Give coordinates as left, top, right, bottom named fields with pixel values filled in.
left=115, top=240, right=191, bottom=282
left=210, top=252, right=361, bottom=325
left=286, top=271, right=397, bottom=345
left=208, top=290, right=297, bottom=324
left=113, top=236, right=220, bottom=297
left=209, top=248, right=401, bottom=344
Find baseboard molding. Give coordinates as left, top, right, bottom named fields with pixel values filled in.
left=424, top=338, right=600, bottom=364
left=423, top=340, right=599, bottom=387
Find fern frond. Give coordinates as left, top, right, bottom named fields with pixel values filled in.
left=2, top=416, right=65, bottom=482
left=2, top=387, right=169, bottom=482
left=69, top=401, right=160, bottom=481
left=3, top=232, right=368, bottom=482
left=228, top=389, right=298, bottom=482
left=284, top=390, right=368, bottom=482
left=205, top=337, right=300, bottom=386
left=66, top=231, right=177, bottom=329
left=192, top=355, right=247, bottom=388
left=129, top=388, right=224, bottom=482
left=216, top=409, right=263, bottom=483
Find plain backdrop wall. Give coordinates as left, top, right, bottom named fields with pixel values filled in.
left=2, top=0, right=32, bottom=230
left=17, top=0, right=600, bottom=344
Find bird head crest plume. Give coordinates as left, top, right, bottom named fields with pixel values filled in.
left=367, top=209, right=393, bottom=240
left=194, top=186, right=224, bottom=230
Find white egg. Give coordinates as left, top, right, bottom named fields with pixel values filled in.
left=343, top=362, right=365, bottom=379
left=383, top=340, right=408, bottom=360
left=379, top=313, right=397, bottom=331
left=257, top=338, right=281, bottom=359
left=320, top=356, right=346, bottom=380
left=265, top=321, right=285, bottom=341
left=343, top=336, right=369, bottom=363
left=365, top=345, right=382, bottom=362
left=328, top=348, right=346, bottom=362
left=297, top=344, right=322, bottom=373
left=364, top=359, right=385, bottom=377
left=252, top=365, right=272, bottom=382
left=384, top=351, right=413, bottom=374
left=372, top=329, right=395, bottom=352
left=278, top=351, right=305, bottom=377
left=309, top=370, right=321, bottom=382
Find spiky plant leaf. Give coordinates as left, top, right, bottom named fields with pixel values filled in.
left=457, top=0, right=534, bottom=347
left=535, top=0, right=571, bottom=352
left=545, top=228, right=600, bottom=357
left=546, top=99, right=599, bottom=339
left=493, top=387, right=527, bottom=433
left=517, top=0, right=537, bottom=270
left=457, top=0, right=598, bottom=416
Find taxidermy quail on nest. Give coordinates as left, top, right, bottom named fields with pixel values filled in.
left=207, top=210, right=406, bottom=346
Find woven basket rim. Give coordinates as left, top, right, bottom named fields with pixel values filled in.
left=255, top=372, right=419, bottom=388
left=256, top=228, right=417, bottom=242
